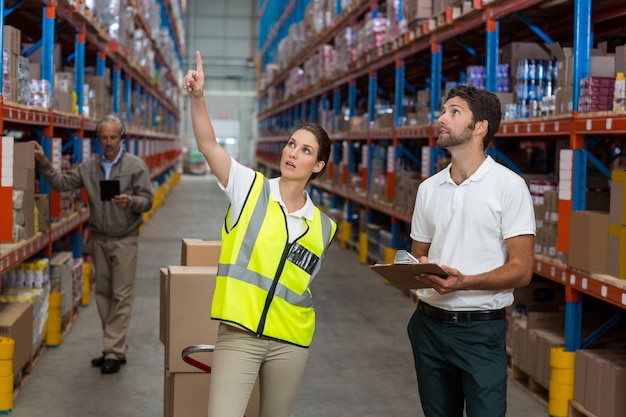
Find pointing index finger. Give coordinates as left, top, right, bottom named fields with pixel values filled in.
left=195, top=51, right=204, bottom=75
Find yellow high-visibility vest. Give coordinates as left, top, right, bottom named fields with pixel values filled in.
left=212, top=172, right=337, bottom=347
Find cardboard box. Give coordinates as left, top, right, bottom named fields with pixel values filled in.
left=610, top=170, right=626, bottom=225
left=500, top=42, right=551, bottom=81
left=616, top=44, right=626, bottom=74
left=22, top=43, right=63, bottom=74
left=164, top=369, right=260, bottom=417
left=599, top=357, right=626, bottom=417
left=513, top=278, right=565, bottom=313
left=533, top=329, right=564, bottom=387
left=53, top=90, right=73, bottom=113
left=548, top=42, right=615, bottom=87
left=0, top=302, right=33, bottom=377
left=12, top=168, right=35, bottom=191
left=165, top=266, right=220, bottom=373
left=577, top=350, right=626, bottom=415
left=568, top=211, right=609, bottom=275
left=13, top=141, right=35, bottom=169
left=160, top=267, right=167, bottom=344
left=34, top=194, right=49, bottom=232
left=608, top=223, right=626, bottom=278
left=180, top=238, right=221, bottom=267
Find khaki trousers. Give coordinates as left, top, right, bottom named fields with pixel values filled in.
left=208, top=323, right=309, bottom=417
left=92, top=235, right=138, bottom=360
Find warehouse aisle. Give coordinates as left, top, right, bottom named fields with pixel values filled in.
left=11, top=173, right=547, bottom=417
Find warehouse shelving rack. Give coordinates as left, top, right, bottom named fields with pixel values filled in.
left=0, top=0, right=184, bottom=276
left=255, top=0, right=626, bottom=363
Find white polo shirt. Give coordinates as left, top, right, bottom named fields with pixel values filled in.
left=219, top=158, right=314, bottom=243
left=411, top=156, right=536, bottom=311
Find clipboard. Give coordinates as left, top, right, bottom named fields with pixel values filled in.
left=100, top=180, right=121, bottom=201
left=369, top=263, right=449, bottom=290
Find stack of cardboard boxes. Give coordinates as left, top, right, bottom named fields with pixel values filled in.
left=11, top=142, right=36, bottom=243
left=160, top=238, right=259, bottom=417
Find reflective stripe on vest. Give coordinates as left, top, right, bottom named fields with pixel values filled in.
left=212, top=172, right=337, bottom=346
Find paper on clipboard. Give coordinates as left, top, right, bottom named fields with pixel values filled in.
left=369, top=263, right=449, bottom=290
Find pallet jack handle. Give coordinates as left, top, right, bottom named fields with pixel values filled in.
left=181, top=344, right=215, bottom=373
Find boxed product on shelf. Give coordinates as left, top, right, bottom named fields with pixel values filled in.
left=575, top=349, right=626, bottom=417
left=50, top=252, right=74, bottom=317
left=607, top=223, right=626, bottom=279
left=548, top=42, right=615, bottom=89
left=21, top=42, right=62, bottom=73
left=609, top=169, right=626, bottom=226
left=568, top=211, right=610, bottom=275
left=0, top=301, right=32, bottom=378
left=34, top=194, right=48, bottom=233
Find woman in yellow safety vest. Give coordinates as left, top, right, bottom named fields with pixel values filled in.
left=184, top=50, right=337, bottom=417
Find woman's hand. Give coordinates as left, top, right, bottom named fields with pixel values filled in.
left=183, top=51, right=205, bottom=99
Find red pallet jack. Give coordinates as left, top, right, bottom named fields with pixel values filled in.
left=181, top=345, right=249, bottom=417
left=181, top=344, right=215, bottom=373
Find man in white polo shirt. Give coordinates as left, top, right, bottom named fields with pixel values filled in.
left=407, top=85, right=536, bottom=417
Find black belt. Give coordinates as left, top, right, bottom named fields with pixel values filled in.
left=418, top=302, right=505, bottom=323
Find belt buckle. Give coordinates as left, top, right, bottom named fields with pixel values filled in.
left=442, top=311, right=458, bottom=323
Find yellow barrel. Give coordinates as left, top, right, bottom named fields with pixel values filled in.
left=0, top=338, right=14, bottom=361
left=358, top=232, right=368, bottom=264
left=81, top=274, right=91, bottom=305
left=0, top=360, right=11, bottom=377
left=46, top=315, right=62, bottom=333
left=338, top=221, right=352, bottom=248
left=47, top=308, right=62, bottom=322
left=549, top=381, right=574, bottom=400
left=49, top=292, right=62, bottom=308
left=383, top=247, right=397, bottom=265
left=46, top=330, right=61, bottom=347
left=0, top=391, right=12, bottom=412
left=0, top=374, right=12, bottom=393
left=550, top=347, right=576, bottom=370
left=550, top=367, right=575, bottom=384
left=547, top=398, right=569, bottom=417
left=548, top=347, right=576, bottom=417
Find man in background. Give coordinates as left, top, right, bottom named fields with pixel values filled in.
left=33, top=114, right=153, bottom=374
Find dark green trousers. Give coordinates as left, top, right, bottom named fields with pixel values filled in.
left=407, top=307, right=507, bottom=417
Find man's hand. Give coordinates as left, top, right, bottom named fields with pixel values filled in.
left=183, top=51, right=205, bottom=99
left=31, top=141, right=48, bottom=165
left=416, top=264, right=462, bottom=295
left=112, top=194, right=132, bottom=208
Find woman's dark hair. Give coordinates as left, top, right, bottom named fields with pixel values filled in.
left=446, top=85, right=502, bottom=148
left=291, top=122, right=331, bottom=181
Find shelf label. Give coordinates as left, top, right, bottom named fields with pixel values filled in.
left=536, top=261, right=542, bottom=272
left=586, top=119, right=592, bottom=130
left=561, top=271, right=567, bottom=282
left=570, top=274, right=576, bottom=285
left=606, top=118, right=612, bottom=130
left=582, top=278, right=588, bottom=290
left=514, top=124, right=519, bottom=133
left=622, top=293, right=626, bottom=305
left=526, top=124, right=531, bottom=133
left=601, top=285, right=608, bottom=298
left=555, top=121, right=559, bottom=131
left=550, top=266, right=556, bottom=277
left=540, top=123, right=545, bottom=133
left=503, top=125, right=508, bottom=134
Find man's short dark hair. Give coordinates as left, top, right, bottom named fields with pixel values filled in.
left=446, top=86, right=502, bottom=148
